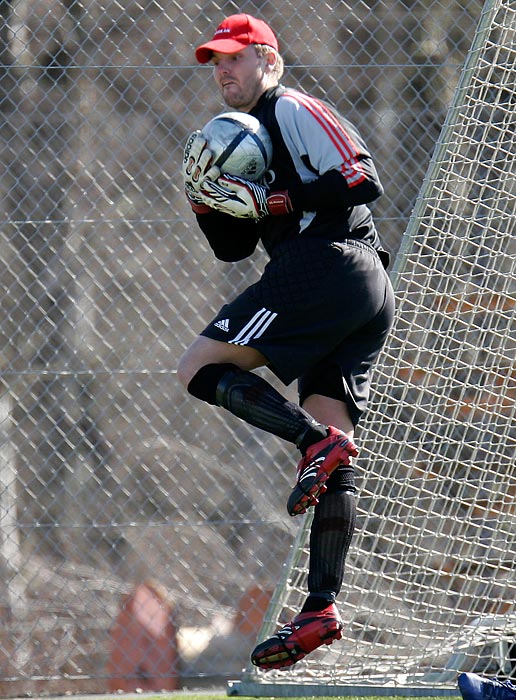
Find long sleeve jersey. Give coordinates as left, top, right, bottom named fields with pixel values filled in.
left=195, top=85, right=390, bottom=268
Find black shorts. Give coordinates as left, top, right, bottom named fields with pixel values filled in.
left=200, top=237, right=395, bottom=426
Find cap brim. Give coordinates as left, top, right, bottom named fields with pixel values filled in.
left=195, top=38, right=248, bottom=63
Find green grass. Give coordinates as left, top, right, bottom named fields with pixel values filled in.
left=138, top=693, right=452, bottom=700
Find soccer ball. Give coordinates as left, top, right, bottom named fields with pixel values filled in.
left=201, top=112, right=273, bottom=182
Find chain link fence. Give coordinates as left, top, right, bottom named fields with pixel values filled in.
left=0, top=0, right=485, bottom=694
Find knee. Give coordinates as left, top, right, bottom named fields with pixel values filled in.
left=177, top=335, right=241, bottom=388
left=182, top=362, right=240, bottom=406
left=177, top=336, right=222, bottom=389
left=176, top=349, right=196, bottom=389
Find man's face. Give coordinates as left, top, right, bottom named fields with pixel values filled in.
left=211, top=45, right=271, bottom=112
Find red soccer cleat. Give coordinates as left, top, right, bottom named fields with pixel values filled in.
left=251, top=603, right=343, bottom=670
left=287, top=426, right=358, bottom=516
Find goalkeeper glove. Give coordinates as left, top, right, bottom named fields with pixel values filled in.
left=200, top=174, right=294, bottom=219
left=185, top=183, right=213, bottom=215
left=182, top=131, right=220, bottom=191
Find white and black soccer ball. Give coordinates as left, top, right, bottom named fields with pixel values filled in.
left=201, top=112, right=273, bottom=182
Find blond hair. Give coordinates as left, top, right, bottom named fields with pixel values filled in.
left=255, top=44, right=284, bottom=81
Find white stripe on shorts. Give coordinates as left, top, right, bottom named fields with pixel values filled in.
left=229, top=307, right=278, bottom=346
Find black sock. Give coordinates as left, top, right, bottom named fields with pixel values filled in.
left=307, top=487, right=356, bottom=599
left=300, top=592, right=336, bottom=613
left=188, top=363, right=327, bottom=448
left=216, top=367, right=328, bottom=448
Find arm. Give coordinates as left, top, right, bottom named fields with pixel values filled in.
left=196, top=159, right=382, bottom=221
left=182, top=131, right=260, bottom=260
left=194, top=209, right=261, bottom=262
left=288, top=162, right=383, bottom=211
left=276, top=91, right=384, bottom=210
left=194, top=94, right=384, bottom=220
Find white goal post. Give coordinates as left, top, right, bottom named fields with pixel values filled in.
left=230, top=0, right=516, bottom=694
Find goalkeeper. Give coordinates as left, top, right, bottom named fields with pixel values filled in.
left=178, top=12, right=395, bottom=670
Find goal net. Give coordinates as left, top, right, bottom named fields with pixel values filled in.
left=231, top=0, right=516, bottom=694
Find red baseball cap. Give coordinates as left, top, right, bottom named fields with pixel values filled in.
left=195, top=14, right=279, bottom=64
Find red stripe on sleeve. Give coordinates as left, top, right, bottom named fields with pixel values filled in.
left=283, top=91, right=367, bottom=186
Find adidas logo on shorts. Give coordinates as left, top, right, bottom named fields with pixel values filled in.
left=214, top=318, right=230, bottom=332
